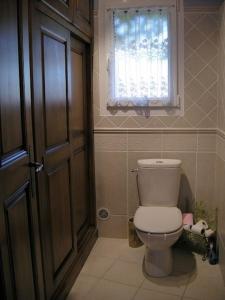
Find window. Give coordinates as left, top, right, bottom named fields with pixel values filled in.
left=98, top=0, right=184, bottom=116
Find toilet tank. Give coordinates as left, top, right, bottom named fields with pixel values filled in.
left=137, top=159, right=181, bottom=207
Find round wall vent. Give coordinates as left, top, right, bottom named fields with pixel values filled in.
left=97, top=208, right=110, bottom=221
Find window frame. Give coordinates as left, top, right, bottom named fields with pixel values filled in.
left=98, top=0, right=184, bottom=116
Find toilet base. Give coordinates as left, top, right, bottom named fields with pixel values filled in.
left=144, top=246, right=172, bottom=277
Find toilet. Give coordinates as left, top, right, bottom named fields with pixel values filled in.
left=133, top=159, right=183, bottom=277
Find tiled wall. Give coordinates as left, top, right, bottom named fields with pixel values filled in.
left=93, top=8, right=219, bottom=128
left=93, top=2, right=225, bottom=283
left=95, top=131, right=216, bottom=238
left=216, top=2, right=225, bottom=284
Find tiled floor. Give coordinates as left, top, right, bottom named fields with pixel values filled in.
left=67, top=238, right=225, bottom=300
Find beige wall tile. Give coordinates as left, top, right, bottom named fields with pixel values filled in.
left=162, top=152, right=196, bottom=191
left=95, top=134, right=127, bottom=151
left=196, top=66, right=217, bottom=89
left=94, top=12, right=219, bottom=129
left=97, top=215, right=128, bottom=238
left=196, top=153, right=216, bottom=210
left=128, top=134, right=162, bottom=151
left=162, top=133, right=197, bottom=152
left=95, top=152, right=127, bottom=215
left=162, top=152, right=196, bottom=212
left=217, top=135, right=225, bottom=161
left=198, top=134, right=216, bottom=152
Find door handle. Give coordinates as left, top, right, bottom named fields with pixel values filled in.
left=29, top=161, right=44, bottom=173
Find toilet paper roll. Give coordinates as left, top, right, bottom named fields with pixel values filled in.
left=196, top=220, right=208, bottom=230
left=183, top=224, right=192, bottom=232
left=190, top=223, right=205, bottom=235
left=204, top=229, right=214, bottom=238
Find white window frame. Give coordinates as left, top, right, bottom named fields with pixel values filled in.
left=97, top=0, right=184, bottom=116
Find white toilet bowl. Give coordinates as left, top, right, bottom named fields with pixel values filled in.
left=133, top=158, right=182, bottom=277
left=134, top=205, right=183, bottom=277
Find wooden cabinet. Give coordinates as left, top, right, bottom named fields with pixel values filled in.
left=0, top=0, right=96, bottom=299
left=38, top=0, right=92, bottom=37
left=39, top=0, right=74, bottom=22
left=73, top=0, right=92, bottom=36
left=0, top=0, right=44, bottom=299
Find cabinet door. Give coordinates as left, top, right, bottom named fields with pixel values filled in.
left=40, top=0, right=73, bottom=22
left=70, top=38, right=92, bottom=245
left=0, top=0, right=44, bottom=299
left=31, top=11, right=78, bottom=299
left=73, top=0, right=92, bottom=36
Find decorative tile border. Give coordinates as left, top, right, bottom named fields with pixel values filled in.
left=184, top=0, right=223, bottom=12
left=94, top=128, right=217, bottom=134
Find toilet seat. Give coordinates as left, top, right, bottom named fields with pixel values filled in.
left=134, top=206, right=182, bottom=234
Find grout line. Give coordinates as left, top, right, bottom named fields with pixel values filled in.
left=95, top=150, right=217, bottom=154
left=194, top=133, right=199, bottom=202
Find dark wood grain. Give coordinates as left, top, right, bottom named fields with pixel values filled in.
left=40, top=0, right=73, bottom=22
left=73, top=0, right=92, bottom=37
left=30, top=11, right=78, bottom=299
left=0, top=1, right=45, bottom=299
left=0, top=1, right=96, bottom=299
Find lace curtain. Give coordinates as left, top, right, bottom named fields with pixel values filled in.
left=108, top=8, right=171, bottom=107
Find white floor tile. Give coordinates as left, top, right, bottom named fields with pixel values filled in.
left=67, top=274, right=99, bottom=300
left=134, top=288, right=181, bottom=300
left=91, top=237, right=128, bottom=258
left=184, top=270, right=225, bottom=300
left=104, top=260, right=145, bottom=287
left=68, top=239, right=225, bottom=300
left=84, top=279, right=137, bottom=300
left=81, top=255, right=115, bottom=278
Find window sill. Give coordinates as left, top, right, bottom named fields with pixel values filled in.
left=104, top=104, right=183, bottom=117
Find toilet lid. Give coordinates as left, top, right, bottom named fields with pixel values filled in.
left=134, top=207, right=182, bottom=234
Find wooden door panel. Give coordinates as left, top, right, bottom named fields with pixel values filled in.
left=0, top=0, right=23, bottom=155
left=4, top=185, right=36, bottom=300
left=70, top=37, right=92, bottom=246
left=71, top=38, right=86, bottom=150
left=0, top=0, right=26, bottom=158
left=1, top=156, right=29, bottom=201
left=73, top=149, right=89, bottom=239
left=0, top=1, right=44, bottom=299
left=47, top=161, right=74, bottom=274
left=42, top=32, right=69, bottom=148
left=40, top=0, right=73, bottom=22
left=71, top=46, right=84, bottom=134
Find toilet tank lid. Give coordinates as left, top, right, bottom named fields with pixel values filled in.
left=137, top=159, right=181, bottom=168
